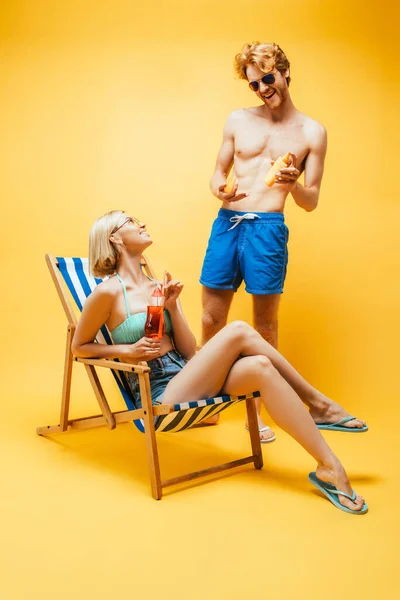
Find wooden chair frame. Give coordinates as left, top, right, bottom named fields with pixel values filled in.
left=37, top=253, right=263, bottom=499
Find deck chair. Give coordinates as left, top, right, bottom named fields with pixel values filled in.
left=37, top=253, right=263, bottom=499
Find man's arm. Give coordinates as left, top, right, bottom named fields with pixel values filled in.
left=290, top=123, right=327, bottom=212
left=210, top=112, right=247, bottom=203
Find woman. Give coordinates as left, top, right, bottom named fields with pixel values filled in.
left=72, top=210, right=368, bottom=514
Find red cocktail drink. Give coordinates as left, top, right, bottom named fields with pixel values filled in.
left=144, top=305, right=165, bottom=339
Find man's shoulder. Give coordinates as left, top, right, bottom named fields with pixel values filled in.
left=300, top=112, right=326, bottom=138
left=226, top=108, right=249, bottom=123
left=224, top=107, right=259, bottom=131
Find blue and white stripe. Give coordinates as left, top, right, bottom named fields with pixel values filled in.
left=57, top=257, right=143, bottom=430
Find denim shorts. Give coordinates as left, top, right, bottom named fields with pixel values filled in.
left=126, top=350, right=187, bottom=409
left=200, top=208, right=289, bottom=294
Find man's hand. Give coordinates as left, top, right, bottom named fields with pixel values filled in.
left=215, top=183, right=248, bottom=203
left=273, top=153, right=300, bottom=190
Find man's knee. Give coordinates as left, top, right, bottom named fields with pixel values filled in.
left=201, top=306, right=229, bottom=341
left=202, top=289, right=231, bottom=326
left=202, top=308, right=225, bottom=329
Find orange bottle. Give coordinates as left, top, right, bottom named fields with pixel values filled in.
left=265, top=153, right=292, bottom=186
left=224, top=164, right=237, bottom=193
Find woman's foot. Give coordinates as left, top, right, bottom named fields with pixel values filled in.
left=309, top=393, right=367, bottom=430
left=245, top=415, right=276, bottom=443
left=315, top=462, right=366, bottom=512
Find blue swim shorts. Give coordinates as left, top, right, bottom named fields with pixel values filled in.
left=200, top=209, right=289, bottom=294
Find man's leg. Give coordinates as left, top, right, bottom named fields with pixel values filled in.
left=199, top=286, right=234, bottom=424
left=201, top=286, right=234, bottom=345
left=240, top=214, right=288, bottom=440
left=252, top=293, right=281, bottom=349
left=245, top=293, right=282, bottom=440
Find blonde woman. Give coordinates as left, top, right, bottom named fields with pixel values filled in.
left=72, top=210, right=368, bottom=515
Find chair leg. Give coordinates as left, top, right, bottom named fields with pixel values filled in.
left=139, top=373, right=163, bottom=500
left=85, top=365, right=116, bottom=430
left=245, top=397, right=263, bottom=470
left=60, top=326, right=74, bottom=431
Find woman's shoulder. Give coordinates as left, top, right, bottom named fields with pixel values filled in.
left=90, top=275, right=120, bottom=303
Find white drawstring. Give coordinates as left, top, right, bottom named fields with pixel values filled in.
left=227, top=213, right=261, bottom=230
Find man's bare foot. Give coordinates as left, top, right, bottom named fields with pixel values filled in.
left=315, top=461, right=366, bottom=512
left=309, top=393, right=367, bottom=430
left=245, top=416, right=276, bottom=443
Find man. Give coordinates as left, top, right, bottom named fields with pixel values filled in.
left=200, top=42, right=367, bottom=440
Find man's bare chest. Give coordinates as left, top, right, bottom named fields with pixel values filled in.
left=234, top=119, right=309, bottom=167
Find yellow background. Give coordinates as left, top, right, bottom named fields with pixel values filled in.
left=1, top=1, right=399, bottom=599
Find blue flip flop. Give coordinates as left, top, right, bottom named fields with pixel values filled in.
left=308, top=472, right=368, bottom=515
left=316, top=416, right=368, bottom=432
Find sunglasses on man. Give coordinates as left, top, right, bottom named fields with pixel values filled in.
left=248, top=73, right=275, bottom=92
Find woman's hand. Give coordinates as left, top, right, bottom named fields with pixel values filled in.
left=122, top=336, right=161, bottom=360
left=163, top=271, right=183, bottom=309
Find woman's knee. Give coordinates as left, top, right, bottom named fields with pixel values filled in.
left=239, top=354, right=273, bottom=377
left=252, top=354, right=273, bottom=373
left=226, top=320, right=254, bottom=339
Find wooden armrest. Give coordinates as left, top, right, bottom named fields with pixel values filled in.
left=74, top=357, right=150, bottom=373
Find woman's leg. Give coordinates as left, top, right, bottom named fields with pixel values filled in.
left=162, top=321, right=259, bottom=404
left=236, top=322, right=365, bottom=428
left=220, top=355, right=365, bottom=511
left=180, top=320, right=365, bottom=429
left=161, top=321, right=365, bottom=510
left=161, top=320, right=320, bottom=405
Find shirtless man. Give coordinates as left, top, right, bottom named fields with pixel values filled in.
left=200, top=42, right=367, bottom=440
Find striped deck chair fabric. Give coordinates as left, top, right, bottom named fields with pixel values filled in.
left=40, top=253, right=263, bottom=499
left=57, top=257, right=260, bottom=433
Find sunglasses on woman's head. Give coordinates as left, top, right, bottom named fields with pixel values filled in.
left=111, top=216, right=141, bottom=234
left=248, top=73, right=275, bottom=92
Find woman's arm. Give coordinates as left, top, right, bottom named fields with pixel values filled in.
left=167, top=300, right=197, bottom=360
left=71, top=284, right=160, bottom=362
left=163, top=273, right=196, bottom=360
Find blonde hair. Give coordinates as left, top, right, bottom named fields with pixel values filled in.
left=89, top=210, right=126, bottom=277
left=234, top=42, right=291, bottom=87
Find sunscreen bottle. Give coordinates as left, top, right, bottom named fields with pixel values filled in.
left=265, top=153, right=292, bottom=186
left=224, top=165, right=237, bottom=193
